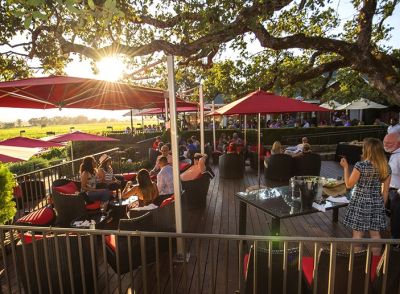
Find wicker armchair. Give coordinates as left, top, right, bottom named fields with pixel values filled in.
left=51, top=179, right=87, bottom=227
left=16, top=234, right=95, bottom=294
left=219, top=153, right=245, bottom=179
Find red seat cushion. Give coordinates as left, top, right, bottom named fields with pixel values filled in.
left=302, top=256, right=315, bottom=286
left=244, top=253, right=250, bottom=279
left=16, top=207, right=55, bottom=226
left=370, top=255, right=381, bottom=282
left=122, top=173, right=137, bottom=181
left=86, top=201, right=101, bottom=210
left=160, top=195, right=175, bottom=208
left=302, top=255, right=382, bottom=285
left=19, top=233, right=44, bottom=244
left=54, top=182, right=78, bottom=194
left=179, top=162, right=190, bottom=172
left=105, top=235, right=116, bottom=251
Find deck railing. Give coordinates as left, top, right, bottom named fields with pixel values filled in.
left=0, top=225, right=399, bottom=294
left=12, top=148, right=121, bottom=219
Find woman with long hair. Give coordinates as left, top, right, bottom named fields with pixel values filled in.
left=80, top=156, right=111, bottom=202
left=340, top=138, right=391, bottom=255
left=122, top=169, right=159, bottom=206
left=271, top=141, right=283, bottom=155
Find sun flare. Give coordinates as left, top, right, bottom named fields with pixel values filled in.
left=96, top=56, right=125, bottom=82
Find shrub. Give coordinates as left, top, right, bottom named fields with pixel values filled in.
left=0, top=164, right=17, bottom=224
left=8, top=157, right=50, bottom=175
left=119, top=160, right=151, bottom=173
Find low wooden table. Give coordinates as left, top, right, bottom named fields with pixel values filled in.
left=236, top=186, right=350, bottom=236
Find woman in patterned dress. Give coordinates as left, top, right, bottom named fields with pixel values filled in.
left=340, top=138, right=391, bottom=255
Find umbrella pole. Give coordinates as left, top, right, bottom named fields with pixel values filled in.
left=130, top=109, right=134, bottom=134
left=199, top=82, right=205, bottom=154
left=258, top=113, right=261, bottom=188
left=167, top=55, right=184, bottom=257
left=142, top=116, right=144, bottom=133
left=71, top=142, right=75, bottom=175
left=244, top=115, right=247, bottom=145
left=212, top=102, right=216, bottom=150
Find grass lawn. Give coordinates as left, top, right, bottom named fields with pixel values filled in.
left=0, top=120, right=158, bottom=140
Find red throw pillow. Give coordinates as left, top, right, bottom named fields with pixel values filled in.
left=16, top=207, right=55, bottom=226
left=123, top=173, right=137, bottom=181
left=370, top=255, right=382, bottom=282
left=19, top=232, right=44, bottom=244
left=160, top=195, right=175, bottom=208
left=105, top=235, right=116, bottom=251
left=86, top=201, right=101, bottom=210
left=301, top=257, right=315, bottom=286
left=54, top=182, right=78, bottom=194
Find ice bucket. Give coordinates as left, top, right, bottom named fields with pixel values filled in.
left=290, top=176, right=325, bottom=209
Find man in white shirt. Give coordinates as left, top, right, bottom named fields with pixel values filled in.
left=285, top=137, right=309, bottom=155
left=387, top=118, right=400, bottom=134
left=180, top=153, right=207, bottom=182
left=150, top=145, right=173, bottom=175
left=383, top=132, right=400, bottom=238
left=157, top=156, right=174, bottom=197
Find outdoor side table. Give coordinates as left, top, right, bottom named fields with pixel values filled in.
left=236, top=186, right=350, bottom=236
left=70, top=212, right=110, bottom=229
left=109, top=196, right=138, bottom=220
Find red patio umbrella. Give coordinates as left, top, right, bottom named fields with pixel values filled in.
left=0, top=76, right=167, bottom=110
left=210, top=89, right=330, bottom=186
left=43, top=131, right=119, bottom=172
left=0, top=136, right=64, bottom=148
left=131, top=105, right=206, bottom=116
left=0, top=145, right=42, bottom=163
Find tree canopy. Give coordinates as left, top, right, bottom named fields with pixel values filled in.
left=1, top=0, right=399, bottom=104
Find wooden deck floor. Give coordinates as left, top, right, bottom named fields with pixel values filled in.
left=2, top=161, right=357, bottom=294
left=104, top=161, right=354, bottom=294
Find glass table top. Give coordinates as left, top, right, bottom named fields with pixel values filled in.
left=236, top=186, right=351, bottom=219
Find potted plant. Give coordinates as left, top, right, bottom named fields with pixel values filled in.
left=0, top=164, right=17, bottom=225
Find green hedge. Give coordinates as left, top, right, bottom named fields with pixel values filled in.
left=0, top=164, right=16, bottom=224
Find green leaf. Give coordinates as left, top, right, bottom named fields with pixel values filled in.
left=88, top=0, right=95, bottom=10
left=32, top=11, right=48, bottom=20
left=24, top=16, right=32, bottom=29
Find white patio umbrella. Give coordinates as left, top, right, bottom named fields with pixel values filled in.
left=336, top=98, right=387, bottom=110
left=0, top=145, right=42, bottom=162
left=337, top=98, right=387, bottom=121
left=319, top=100, right=343, bottom=110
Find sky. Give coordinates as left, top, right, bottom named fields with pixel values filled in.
left=0, top=1, right=399, bottom=123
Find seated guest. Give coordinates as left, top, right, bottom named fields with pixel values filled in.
left=217, top=133, right=228, bottom=151
left=191, top=136, right=200, bottom=148
left=227, top=142, right=238, bottom=154
left=187, top=139, right=197, bottom=152
left=150, top=145, right=172, bottom=175
left=285, top=137, right=309, bottom=155
left=271, top=141, right=283, bottom=155
left=80, top=156, right=111, bottom=203
left=180, top=153, right=207, bottom=182
left=97, top=154, right=121, bottom=191
left=292, top=143, right=312, bottom=158
left=152, top=136, right=162, bottom=150
left=230, top=132, right=243, bottom=145
left=155, top=156, right=174, bottom=205
left=122, top=169, right=158, bottom=205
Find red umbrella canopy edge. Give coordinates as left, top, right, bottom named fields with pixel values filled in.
left=0, top=136, right=64, bottom=148
left=44, top=131, right=120, bottom=143
left=0, top=76, right=167, bottom=110
left=212, top=90, right=330, bottom=115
